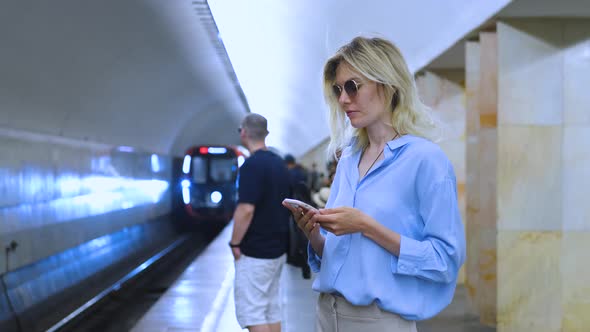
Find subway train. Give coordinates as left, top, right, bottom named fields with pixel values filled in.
left=177, top=145, right=246, bottom=229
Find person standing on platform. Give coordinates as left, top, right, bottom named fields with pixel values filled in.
left=284, top=154, right=308, bottom=189
left=284, top=153, right=313, bottom=279
left=308, top=162, right=321, bottom=192
left=230, top=113, right=291, bottom=332
left=283, top=36, right=466, bottom=332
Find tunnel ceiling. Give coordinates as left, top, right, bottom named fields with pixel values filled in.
left=4, top=0, right=546, bottom=158
left=0, top=0, right=248, bottom=157
left=207, top=0, right=515, bottom=157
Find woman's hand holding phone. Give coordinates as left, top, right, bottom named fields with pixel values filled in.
left=283, top=198, right=317, bottom=212
left=282, top=198, right=320, bottom=239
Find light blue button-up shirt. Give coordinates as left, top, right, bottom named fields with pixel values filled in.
left=308, top=135, right=466, bottom=321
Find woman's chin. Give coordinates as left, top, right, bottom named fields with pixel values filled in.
left=349, top=119, right=364, bottom=129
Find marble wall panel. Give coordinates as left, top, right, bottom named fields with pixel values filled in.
left=497, top=126, right=562, bottom=231
left=465, top=138, right=480, bottom=302
left=497, top=230, right=562, bottom=332
left=497, top=21, right=563, bottom=126
left=465, top=41, right=481, bottom=305
left=466, top=42, right=481, bottom=137
left=562, top=126, right=590, bottom=231
left=563, top=21, right=590, bottom=126
left=477, top=226, right=497, bottom=326
left=477, top=31, right=499, bottom=324
left=478, top=128, right=497, bottom=230
left=479, top=33, right=497, bottom=121
left=562, top=231, right=590, bottom=331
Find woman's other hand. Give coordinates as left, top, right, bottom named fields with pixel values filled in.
left=313, top=207, right=371, bottom=236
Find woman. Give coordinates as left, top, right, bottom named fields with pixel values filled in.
left=283, top=36, right=466, bottom=332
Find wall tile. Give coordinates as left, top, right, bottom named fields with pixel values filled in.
left=479, top=33, right=497, bottom=121
left=465, top=42, right=481, bottom=307
left=466, top=41, right=481, bottom=136
left=563, top=21, right=590, bottom=126
left=562, top=126, right=590, bottom=231
left=497, top=230, right=562, bottom=332
left=478, top=128, right=497, bottom=229
left=498, top=21, right=563, bottom=126
left=478, top=226, right=497, bottom=326
left=562, top=231, right=590, bottom=331
left=497, top=125, right=562, bottom=231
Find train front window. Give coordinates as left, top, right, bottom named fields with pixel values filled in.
left=191, top=157, right=208, bottom=184
left=210, top=158, right=236, bottom=183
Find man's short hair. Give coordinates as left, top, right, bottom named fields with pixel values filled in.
left=242, top=113, right=269, bottom=140
left=284, top=154, right=295, bottom=164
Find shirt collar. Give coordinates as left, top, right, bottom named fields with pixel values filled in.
left=343, top=134, right=422, bottom=160
left=385, top=134, right=420, bottom=151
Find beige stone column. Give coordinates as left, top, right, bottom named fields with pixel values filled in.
left=464, top=41, right=481, bottom=310
left=415, top=70, right=467, bottom=284
left=497, top=19, right=590, bottom=331
left=561, top=20, right=590, bottom=331
left=478, top=31, right=498, bottom=326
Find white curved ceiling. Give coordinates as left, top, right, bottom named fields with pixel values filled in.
left=1, top=0, right=514, bottom=157
left=0, top=0, right=248, bottom=156
left=208, top=0, right=511, bottom=157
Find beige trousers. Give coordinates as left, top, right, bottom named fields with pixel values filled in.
left=316, top=293, right=417, bottom=332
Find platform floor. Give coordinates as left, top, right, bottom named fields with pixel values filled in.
left=132, top=223, right=494, bottom=332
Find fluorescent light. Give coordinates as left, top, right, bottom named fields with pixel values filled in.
left=208, top=147, right=227, bottom=154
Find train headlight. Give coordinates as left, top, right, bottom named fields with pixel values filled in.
left=182, top=155, right=191, bottom=174
left=182, top=187, right=190, bottom=204
left=210, top=191, right=222, bottom=204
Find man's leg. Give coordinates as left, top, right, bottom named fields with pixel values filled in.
left=269, top=322, right=281, bottom=332
left=248, top=324, right=272, bottom=332
left=266, top=255, right=286, bottom=332
left=245, top=320, right=281, bottom=331
left=235, top=256, right=270, bottom=330
left=236, top=255, right=285, bottom=331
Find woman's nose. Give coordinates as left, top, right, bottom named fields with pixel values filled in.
left=338, top=90, right=351, bottom=104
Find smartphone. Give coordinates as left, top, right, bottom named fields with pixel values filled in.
left=283, top=198, right=317, bottom=212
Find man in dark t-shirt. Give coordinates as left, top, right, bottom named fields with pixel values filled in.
left=230, top=113, right=291, bottom=332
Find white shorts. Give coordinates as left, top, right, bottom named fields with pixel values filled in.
left=234, top=254, right=286, bottom=328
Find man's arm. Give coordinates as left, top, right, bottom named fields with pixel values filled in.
left=230, top=203, right=255, bottom=259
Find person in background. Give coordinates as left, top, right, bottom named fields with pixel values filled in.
left=284, top=153, right=313, bottom=279
left=284, top=154, right=308, bottom=188
left=231, top=113, right=291, bottom=332
left=283, top=36, right=466, bottom=332
left=308, top=162, right=321, bottom=192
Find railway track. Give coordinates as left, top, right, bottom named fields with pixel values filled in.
left=47, top=229, right=218, bottom=332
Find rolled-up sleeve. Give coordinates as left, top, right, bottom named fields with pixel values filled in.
left=307, top=226, right=328, bottom=272
left=307, top=161, right=344, bottom=273
left=307, top=243, right=322, bottom=273
left=394, top=177, right=466, bottom=283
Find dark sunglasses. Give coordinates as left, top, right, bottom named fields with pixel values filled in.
left=332, top=79, right=362, bottom=98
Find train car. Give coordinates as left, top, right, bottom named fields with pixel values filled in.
left=179, top=145, right=246, bottom=227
